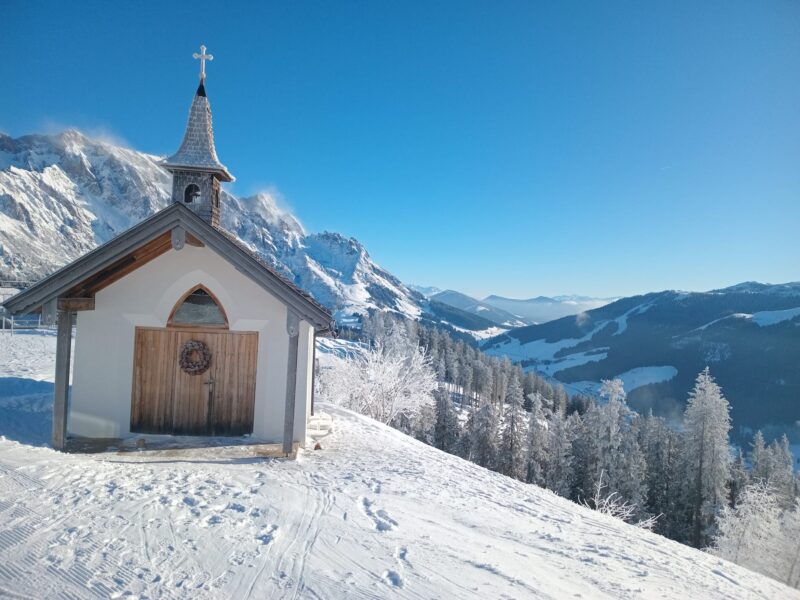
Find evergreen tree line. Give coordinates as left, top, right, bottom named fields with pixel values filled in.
left=345, top=312, right=800, bottom=586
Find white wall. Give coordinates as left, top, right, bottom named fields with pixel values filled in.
left=69, top=244, right=314, bottom=444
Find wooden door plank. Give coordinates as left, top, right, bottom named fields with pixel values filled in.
left=131, top=327, right=176, bottom=434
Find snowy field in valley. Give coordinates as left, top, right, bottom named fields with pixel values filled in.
left=568, top=366, right=679, bottom=397
left=0, top=331, right=796, bottom=599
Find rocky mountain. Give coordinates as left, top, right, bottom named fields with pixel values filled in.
left=483, top=283, right=800, bottom=434
left=482, top=294, right=614, bottom=324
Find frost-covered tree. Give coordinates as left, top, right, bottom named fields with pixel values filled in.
left=681, top=367, right=732, bottom=548
left=714, top=484, right=800, bottom=589
left=498, top=377, right=528, bottom=480
left=574, top=379, right=645, bottom=509
left=599, top=378, right=626, bottom=404
left=713, top=482, right=781, bottom=580
left=768, top=435, right=796, bottom=507
left=749, top=431, right=795, bottom=506
left=319, top=330, right=436, bottom=425
left=582, top=470, right=658, bottom=530
left=433, top=387, right=460, bottom=454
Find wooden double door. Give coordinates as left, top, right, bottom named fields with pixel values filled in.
left=131, top=327, right=258, bottom=436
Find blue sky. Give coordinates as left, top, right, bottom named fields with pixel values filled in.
left=2, top=1, right=798, bottom=298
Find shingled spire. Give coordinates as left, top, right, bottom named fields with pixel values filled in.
left=163, top=45, right=233, bottom=227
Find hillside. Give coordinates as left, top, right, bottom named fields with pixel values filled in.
left=431, top=289, right=530, bottom=327
left=0, top=331, right=795, bottom=599
left=483, top=283, right=800, bottom=432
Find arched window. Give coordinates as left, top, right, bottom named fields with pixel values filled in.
left=184, top=184, right=201, bottom=204
left=168, top=286, right=228, bottom=328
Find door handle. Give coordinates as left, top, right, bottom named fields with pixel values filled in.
left=205, top=379, right=215, bottom=434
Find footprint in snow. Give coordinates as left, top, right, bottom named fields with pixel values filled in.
left=256, top=524, right=279, bottom=545
left=382, top=570, right=404, bottom=588
left=359, top=497, right=398, bottom=532
left=202, top=515, right=223, bottom=526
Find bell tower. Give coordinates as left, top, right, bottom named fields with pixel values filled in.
left=163, top=45, right=234, bottom=227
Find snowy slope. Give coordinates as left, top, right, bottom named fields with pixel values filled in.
left=0, top=131, right=421, bottom=320
left=0, top=331, right=796, bottom=599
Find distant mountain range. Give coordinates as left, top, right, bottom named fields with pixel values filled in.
left=483, top=282, right=800, bottom=435
left=482, top=294, right=614, bottom=324
left=429, top=290, right=531, bottom=328
left=411, top=287, right=613, bottom=326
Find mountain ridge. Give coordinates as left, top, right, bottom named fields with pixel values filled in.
left=483, top=284, right=800, bottom=433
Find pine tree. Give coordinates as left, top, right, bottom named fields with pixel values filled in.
left=779, top=499, right=800, bottom=589
left=682, top=367, right=732, bottom=548
left=611, top=414, right=647, bottom=511
left=499, top=377, right=528, bottom=480
left=525, top=392, right=549, bottom=486
left=413, top=401, right=437, bottom=444
left=466, top=398, right=499, bottom=469
left=640, top=412, right=682, bottom=536
left=768, top=435, right=796, bottom=507
left=433, top=387, right=460, bottom=454
left=750, top=430, right=769, bottom=483
left=728, top=448, right=750, bottom=509
left=546, top=410, right=579, bottom=497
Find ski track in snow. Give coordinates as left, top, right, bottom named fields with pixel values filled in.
left=0, top=332, right=797, bottom=599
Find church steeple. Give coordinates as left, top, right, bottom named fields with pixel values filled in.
left=163, top=45, right=233, bottom=227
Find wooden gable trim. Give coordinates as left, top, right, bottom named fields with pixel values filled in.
left=57, top=297, right=95, bottom=311
left=2, top=203, right=333, bottom=333
left=66, top=232, right=173, bottom=298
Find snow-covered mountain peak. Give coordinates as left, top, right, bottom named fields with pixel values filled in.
left=243, top=192, right=305, bottom=236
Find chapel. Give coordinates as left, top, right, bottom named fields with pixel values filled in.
left=2, top=46, right=334, bottom=455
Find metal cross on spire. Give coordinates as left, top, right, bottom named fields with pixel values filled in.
left=193, top=45, right=214, bottom=80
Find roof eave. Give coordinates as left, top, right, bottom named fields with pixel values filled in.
left=161, top=161, right=235, bottom=182
left=2, top=204, right=332, bottom=331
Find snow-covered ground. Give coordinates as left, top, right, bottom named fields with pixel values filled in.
left=0, top=331, right=796, bottom=599
left=0, top=328, right=61, bottom=382
left=448, top=324, right=509, bottom=341
left=569, top=366, right=679, bottom=397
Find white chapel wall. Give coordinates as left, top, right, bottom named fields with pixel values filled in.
left=69, top=244, right=311, bottom=443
